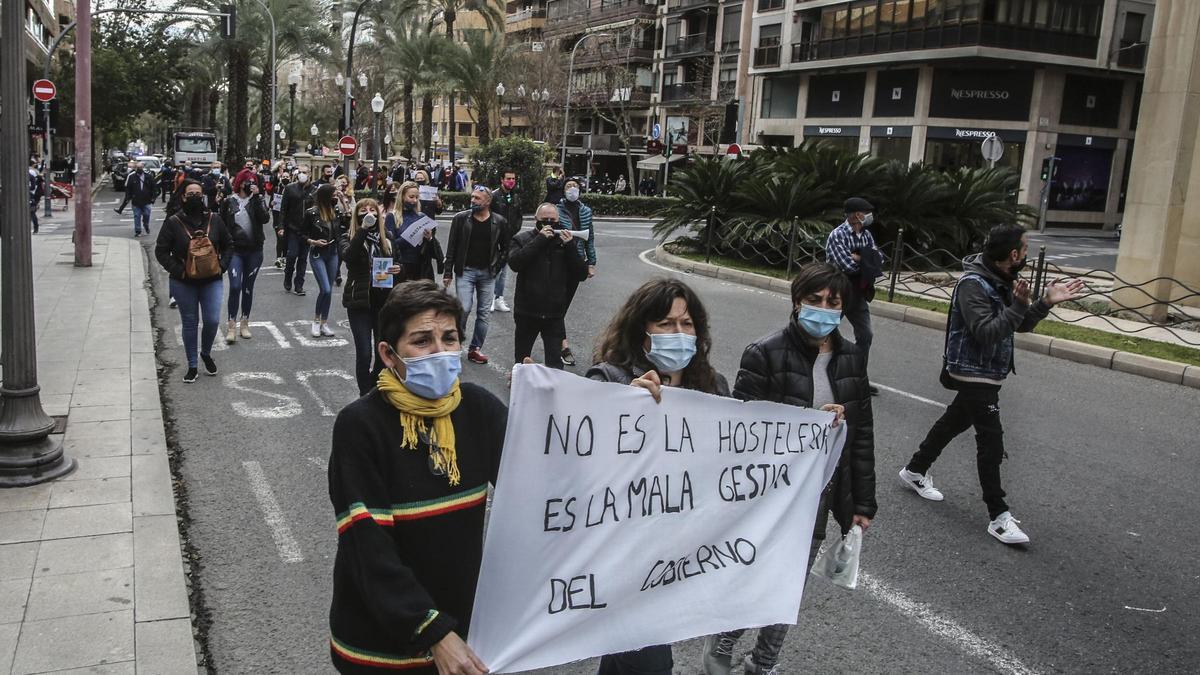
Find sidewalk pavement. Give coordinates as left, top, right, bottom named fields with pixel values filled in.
left=0, top=234, right=197, bottom=674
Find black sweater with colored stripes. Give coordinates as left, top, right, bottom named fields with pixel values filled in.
left=327, top=384, right=507, bottom=673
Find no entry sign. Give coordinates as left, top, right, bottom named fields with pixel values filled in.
left=338, top=136, right=358, bottom=156
left=32, top=79, right=56, bottom=102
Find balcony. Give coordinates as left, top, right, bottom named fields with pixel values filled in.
left=661, top=81, right=710, bottom=103
left=721, top=40, right=740, bottom=54
left=665, top=33, right=716, bottom=58
left=545, top=0, right=658, bottom=37
left=790, top=41, right=815, bottom=63
left=752, top=45, right=780, bottom=67
left=667, top=0, right=718, bottom=12
left=571, top=85, right=654, bottom=106
left=574, top=46, right=655, bottom=68
left=506, top=7, right=546, bottom=32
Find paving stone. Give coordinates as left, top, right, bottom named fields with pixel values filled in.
left=131, top=454, right=173, bottom=517
left=65, top=407, right=129, bottom=424
left=61, top=457, right=130, bottom=482
left=133, top=516, right=189, bottom=622
left=40, top=503, right=131, bottom=541
left=0, top=623, right=18, bottom=674
left=25, top=568, right=133, bottom=621
left=68, top=388, right=130, bottom=410
left=130, top=379, right=160, bottom=411
left=62, top=431, right=131, bottom=459
left=0, top=577, right=31, bottom=623
left=0, top=484, right=52, bottom=513
left=0, top=542, right=38, bottom=580
left=130, top=411, right=167, bottom=456
left=134, top=619, right=196, bottom=675
left=35, top=533, right=133, bottom=577
left=48, top=477, right=130, bottom=509
left=37, top=662, right=136, bottom=674
left=11, top=610, right=134, bottom=674
left=0, top=510, right=46, bottom=545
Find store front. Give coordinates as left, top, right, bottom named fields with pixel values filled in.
left=870, top=125, right=912, bottom=163
left=1050, top=134, right=1117, bottom=213
left=803, top=125, right=860, bottom=154
left=924, top=127, right=1026, bottom=173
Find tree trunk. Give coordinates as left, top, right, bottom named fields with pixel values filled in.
left=422, top=94, right=434, bottom=162
left=446, top=19, right=456, bottom=166
left=225, top=60, right=238, bottom=166
left=231, top=46, right=250, bottom=168
left=403, top=81, right=414, bottom=160
left=259, top=67, right=273, bottom=159
left=476, top=106, right=490, bottom=146
left=188, top=87, right=204, bottom=128
left=208, top=86, right=219, bottom=131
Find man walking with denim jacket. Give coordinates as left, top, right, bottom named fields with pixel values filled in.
left=899, top=224, right=1084, bottom=545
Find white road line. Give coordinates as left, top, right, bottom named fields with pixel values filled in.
left=874, top=384, right=947, bottom=409
left=860, top=573, right=1040, bottom=675
left=307, top=456, right=328, bottom=471
left=242, top=460, right=304, bottom=563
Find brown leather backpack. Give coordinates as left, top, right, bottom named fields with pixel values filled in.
left=180, top=217, right=221, bottom=279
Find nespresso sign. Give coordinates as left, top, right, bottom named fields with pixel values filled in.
left=930, top=69, right=1033, bottom=121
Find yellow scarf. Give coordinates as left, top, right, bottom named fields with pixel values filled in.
left=376, top=369, right=463, bottom=485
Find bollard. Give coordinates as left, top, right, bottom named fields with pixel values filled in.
left=887, top=228, right=905, bottom=303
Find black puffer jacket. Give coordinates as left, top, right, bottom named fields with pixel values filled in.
left=218, top=193, right=271, bottom=253
left=338, top=226, right=396, bottom=311
left=507, top=229, right=589, bottom=319
left=733, top=321, right=876, bottom=533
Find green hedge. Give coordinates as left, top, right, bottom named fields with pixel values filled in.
left=433, top=191, right=675, bottom=218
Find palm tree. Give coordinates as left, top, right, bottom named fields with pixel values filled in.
left=652, top=156, right=748, bottom=241
left=439, top=29, right=515, bottom=147
left=256, top=0, right=334, bottom=157
left=364, top=7, right=446, bottom=160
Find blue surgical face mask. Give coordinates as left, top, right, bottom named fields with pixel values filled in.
left=390, top=348, right=462, bottom=400
left=796, top=305, right=842, bottom=338
left=565, top=187, right=580, bottom=202
left=644, top=332, right=697, bottom=373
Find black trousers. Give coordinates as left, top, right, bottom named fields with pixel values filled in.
left=908, top=382, right=1008, bottom=519
left=514, top=314, right=566, bottom=369
left=596, top=645, right=672, bottom=675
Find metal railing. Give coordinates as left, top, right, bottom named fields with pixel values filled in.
left=753, top=45, right=781, bottom=67
left=668, top=0, right=719, bottom=10
left=665, top=33, right=716, bottom=57
left=679, top=220, right=1200, bottom=347
left=506, top=7, right=546, bottom=23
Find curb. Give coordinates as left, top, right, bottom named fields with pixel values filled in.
left=128, top=238, right=201, bottom=672
left=652, top=245, right=1200, bottom=390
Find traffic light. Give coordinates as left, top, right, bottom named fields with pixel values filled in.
left=221, top=4, right=236, bottom=39
left=1040, top=156, right=1059, bottom=182
left=349, top=96, right=357, bottom=128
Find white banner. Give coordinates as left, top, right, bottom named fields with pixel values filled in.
left=469, top=365, right=845, bottom=673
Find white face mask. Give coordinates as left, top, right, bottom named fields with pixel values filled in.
left=565, top=187, right=580, bottom=202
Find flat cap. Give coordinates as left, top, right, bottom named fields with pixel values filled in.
left=844, top=197, right=874, bottom=213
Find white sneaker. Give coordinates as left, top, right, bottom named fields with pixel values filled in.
left=742, top=655, right=780, bottom=675
left=988, top=511, right=1030, bottom=545
left=493, top=296, right=511, bottom=312
left=320, top=323, right=336, bottom=337
left=311, top=321, right=321, bottom=338
left=899, top=467, right=944, bottom=501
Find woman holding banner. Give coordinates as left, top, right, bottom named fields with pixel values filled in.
left=327, top=280, right=507, bottom=675
left=699, top=262, right=874, bottom=675
left=586, top=278, right=729, bottom=675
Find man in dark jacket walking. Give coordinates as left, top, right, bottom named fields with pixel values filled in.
left=489, top=170, right=524, bottom=313
left=280, top=172, right=312, bottom=295
left=442, top=187, right=508, bottom=365
left=702, top=262, right=875, bottom=675
left=900, top=224, right=1084, bottom=546
left=119, top=162, right=159, bottom=237
left=506, top=203, right=588, bottom=369
left=28, top=161, right=44, bottom=234
left=824, top=197, right=883, bottom=393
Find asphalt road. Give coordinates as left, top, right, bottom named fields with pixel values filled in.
left=1025, top=233, right=1118, bottom=273
left=70, top=193, right=1199, bottom=674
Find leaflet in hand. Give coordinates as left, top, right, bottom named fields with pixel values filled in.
left=399, top=215, right=438, bottom=247
left=371, top=257, right=394, bottom=288
left=271, top=193, right=283, bottom=211
left=418, top=185, right=439, bottom=201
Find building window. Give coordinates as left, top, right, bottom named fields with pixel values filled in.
left=1050, top=145, right=1113, bottom=212
left=760, top=134, right=795, bottom=147
left=458, top=123, right=473, bottom=137
left=1117, top=11, right=1146, bottom=68
left=721, top=7, right=741, bottom=50
left=757, top=0, right=784, bottom=12
left=760, top=75, right=799, bottom=119
left=871, top=136, right=912, bottom=163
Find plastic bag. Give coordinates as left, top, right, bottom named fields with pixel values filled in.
left=810, top=525, right=862, bottom=590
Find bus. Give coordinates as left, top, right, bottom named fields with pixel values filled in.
left=173, top=131, right=219, bottom=167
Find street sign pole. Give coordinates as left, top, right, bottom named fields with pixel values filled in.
left=43, top=101, right=53, bottom=217
left=74, top=0, right=92, bottom=267
left=0, top=0, right=75, bottom=485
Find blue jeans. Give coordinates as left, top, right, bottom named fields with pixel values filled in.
left=493, top=266, right=508, bottom=298
left=347, top=307, right=381, bottom=395
left=227, top=250, right=264, bottom=320
left=455, top=267, right=495, bottom=350
left=133, top=204, right=152, bottom=235
left=170, top=278, right=223, bottom=369
left=310, top=245, right=339, bottom=320
left=284, top=230, right=309, bottom=291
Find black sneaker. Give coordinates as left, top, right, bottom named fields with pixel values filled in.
left=183, top=367, right=198, bottom=383
left=560, top=348, right=576, bottom=367
left=294, top=288, right=306, bottom=296
left=169, top=297, right=177, bottom=309
left=283, top=285, right=292, bottom=293
left=335, top=275, right=343, bottom=287
left=200, top=354, right=218, bottom=376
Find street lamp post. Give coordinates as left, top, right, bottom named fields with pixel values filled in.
left=371, top=92, right=384, bottom=180
left=515, top=84, right=525, bottom=135
left=287, top=70, right=300, bottom=155
left=560, top=32, right=611, bottom=172
left=343, top=0, right=372, bottom=178
left=495, top=82, right=506, bottom=137
left=0, top=0, right=75, bottom=485
left=311, top=124, right=319, bottom=155
left=278, top=129, right=286, bottom=157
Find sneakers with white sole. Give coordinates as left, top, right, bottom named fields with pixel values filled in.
left=988, top=511, right=1030, bottom=545
left=742, top=655, right=780, bottom=675
left=492, top=296, right=511, bottom=312
left=700, top=635, right=735, bottom=675
left=320, top=323, right=336, bottom=337
left=899, top=467, right=945, bottom=501
left=311, top=321, right=321, bottom=338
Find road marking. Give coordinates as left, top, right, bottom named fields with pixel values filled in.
left=859, top=573, right=1039, bottom=675
left=247, top=321, right=292, bottom=348
left=242, top=460, right=304, bottom=563
left=296, top=369, right=356, bottom=416
left=1123, top=605, right=1167, bottom=613
left=285, top=320, right=349, bottom=347
left=307, top=456, right=328, bottom=471
left=874, top=384, right=947, bottom=409
left=225, top=372, right=303, bottom=418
